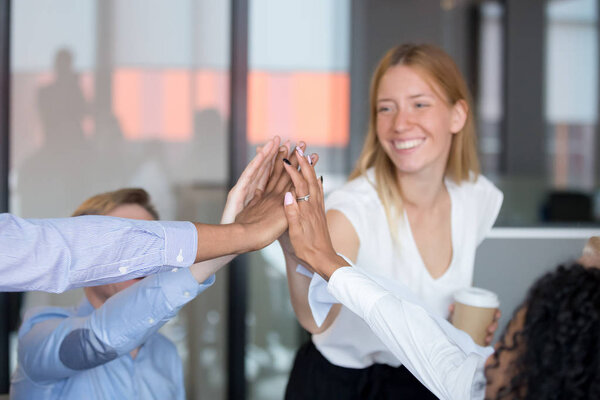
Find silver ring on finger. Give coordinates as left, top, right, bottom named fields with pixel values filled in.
left=296, top=194, right=310, bottom=202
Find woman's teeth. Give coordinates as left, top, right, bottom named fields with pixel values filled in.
left=394, top=139, right=424, bottom=150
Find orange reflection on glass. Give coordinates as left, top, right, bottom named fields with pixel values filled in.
left=195, top=70, right=230, bottom=117
left=248, top=71, right=349, bottom=147
left=163, top=70, right=192, bottom=141
left=113, top=69, right=204, bottom=142
left=113, top=69, right=142, bottom=139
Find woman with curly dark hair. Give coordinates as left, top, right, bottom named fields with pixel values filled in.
left=485, top=263, right=600, bottom=399
left=279, top=151, right=600, bottom=399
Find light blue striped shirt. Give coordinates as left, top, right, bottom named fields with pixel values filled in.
left=10, top=268, right=215, bottom=400
left=0, top=213, right=198, bottom=292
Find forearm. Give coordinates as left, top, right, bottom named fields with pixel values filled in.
left=20, top=268, right=213, bottom=384
left=189, top=254, right=236, bottom=283
left=284, top=251, right=342, bottom=333
left=328, top=267, right=490, bottom=400
left=284, top=252, right=320, bottom=332
left=194, top=223, right=254, bottom=261
left=90, top=269, right=211, bottom=353
left=0, top=214, right=197, bottom=292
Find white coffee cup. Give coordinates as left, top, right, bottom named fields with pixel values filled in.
left=451, top=287, right=500, bottom=346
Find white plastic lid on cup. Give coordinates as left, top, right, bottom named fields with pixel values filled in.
left=453, top=287, right=499, bottom=308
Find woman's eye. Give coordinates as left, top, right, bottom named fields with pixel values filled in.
left=377, top=106, right=390, bottom=113
left=415, top=103, right=429, bottom=109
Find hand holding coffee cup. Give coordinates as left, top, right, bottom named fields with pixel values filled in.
left=451, top=287, right=500, bottom=346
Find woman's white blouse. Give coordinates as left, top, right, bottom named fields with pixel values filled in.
left=308, top=169, right=503, bottom=368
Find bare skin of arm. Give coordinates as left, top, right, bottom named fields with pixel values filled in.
left=280, top=154, right=360, bottom=333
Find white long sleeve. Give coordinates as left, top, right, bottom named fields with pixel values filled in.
left=322, top=266, right=492, bottom=400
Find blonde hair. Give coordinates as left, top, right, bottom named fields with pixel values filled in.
left=349, top=43, right=480, bottom=238
left=72, top=188, right=159, bottom=219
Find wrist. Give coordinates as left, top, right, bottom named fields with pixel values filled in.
left=229, top=223, right=253, bottom=253
left=307, top=251, right=347, bottom=281
left=194, top=223, right=248, bottom=262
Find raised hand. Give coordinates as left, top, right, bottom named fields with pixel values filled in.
left=189, top=137, right=280, bottom=283
left=220, top=136, right=281, bottom=224
left=281, top=147, right=346, bottom=280
left=273, top=142, right=318, bottom=256
left=234, top=140, right=320, bottom=254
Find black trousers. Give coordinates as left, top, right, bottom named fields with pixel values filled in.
left=285, top=341, right=439, bottom=400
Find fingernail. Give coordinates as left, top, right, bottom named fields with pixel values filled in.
left=320, top=176, right=323, bottom=184
left=307, top=154, right=312, bottom=165
left=279, top=146, right=287, bottom=153
left=283, top=158, right=291, bottom=165
left=296, top=147, right=304, bottom=157
left=284, top=192, right=293, bottom=205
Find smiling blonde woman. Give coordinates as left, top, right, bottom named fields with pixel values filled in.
left=280, top=44, right=504, bottom=399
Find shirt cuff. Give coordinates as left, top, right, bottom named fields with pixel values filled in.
left=158, top=267, right=215, bottom=310
left=327, top=266, right=352, bottom=291
left=296, top=264, right=314, bottom=278
left=158, top=221, right=198, bottom=269
left=306, top=253, right=353, bottom=327
left=327, top=267, right=389, bottom=321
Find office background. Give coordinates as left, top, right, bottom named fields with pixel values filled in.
left=1, top=0, right=599, bottom=398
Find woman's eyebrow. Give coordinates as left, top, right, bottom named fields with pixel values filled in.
left=408, top=93, right=433, bottom=99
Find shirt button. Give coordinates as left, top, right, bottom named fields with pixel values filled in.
left=176, top=249, right=184, bottom=263
left=119, top=266, right=128, bottom=274
left=147, top=318, right=155, bottom=324
left=183, top=291, right=191, bottom=297
left=171, top=268, right=178, bottom=273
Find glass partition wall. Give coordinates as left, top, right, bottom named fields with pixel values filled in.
left=478, top=0, right=600, bottom=226
left=10, top=0, right=232, bottom=398
left=246, top=1, right=351, bottom=399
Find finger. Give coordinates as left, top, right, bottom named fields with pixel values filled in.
left=283, top=191, right=302, bottom=233
left=283, top=157, right=309, bottom=198
left=265, top=144, right=289, bottom=192
left=274, top=157, right=294, bottom=193
left=287, top=141, right=306, bottom=169
left=251, top=139, right=276, bottom=186
left=253, top=156, right=273, bottom=196
left=235, top=148, right=267, bottom=193
left=244, top=139, right=277, bottom=185
left=274, top=141, right=307, bottom=193
left=262, top=136, right=280, bottom=158
left=309, top=153, right=319, bottom=167
left=242, top=138, right=275, bottom=191
left=255, top=137, right=281, bottom=192
left=258, top=137, right=276, bottom=157
left=265, top=137, right=281, bottom=174
left=295, top=147, right=320, bottom=199
left=274, top=142, right=304, bottom=193
left=222, top=148, right=267, bottom=223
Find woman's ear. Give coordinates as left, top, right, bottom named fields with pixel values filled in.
left=450, top=99, right=468, bottom=134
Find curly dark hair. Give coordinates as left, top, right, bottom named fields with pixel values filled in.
left=486, top=263, right=600, bottom=399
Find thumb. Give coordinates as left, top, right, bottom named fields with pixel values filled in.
left=283, top=192, right=301, bottom=228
